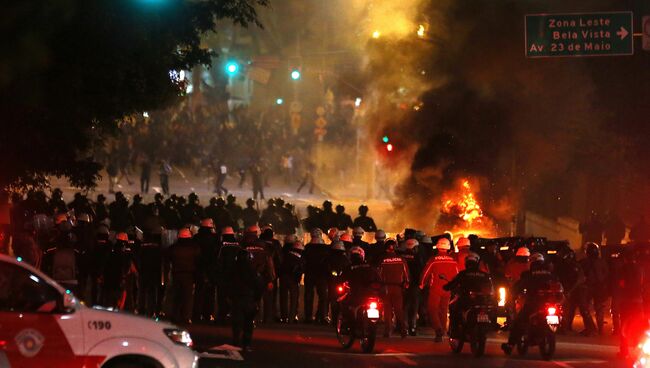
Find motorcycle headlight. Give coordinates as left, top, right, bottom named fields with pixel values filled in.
left=498, top=287, right=506, bottom=307
left=164, top=329, right=193, bottom=348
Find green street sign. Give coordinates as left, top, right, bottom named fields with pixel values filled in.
left=526, top=12, right=633, bottom=57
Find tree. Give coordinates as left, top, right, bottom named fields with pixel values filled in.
left=0, top=0, right=267, bottom=192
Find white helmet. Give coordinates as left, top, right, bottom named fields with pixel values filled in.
left=436, top=237, right=451, bottom=251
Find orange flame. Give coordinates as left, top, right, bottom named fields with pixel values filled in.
left=439, top=179, right=496, bottom=238
left=442, top=180, right=483, bottom=226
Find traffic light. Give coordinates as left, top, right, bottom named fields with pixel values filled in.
left=386, top=143, right=394, bottom=152
left=290, top=69, right=301, bottom=80
left=382, top=136, right=389, bottom=143
left=225, top=61, right=239, bottom=76
left=276, top=98, right=284, bottom=105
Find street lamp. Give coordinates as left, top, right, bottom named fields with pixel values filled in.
left=290, top=69, right=301, bottom=80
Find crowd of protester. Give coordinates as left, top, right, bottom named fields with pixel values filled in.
left=4, top=189, right=650, bottom=355
left=96, top=101, right=358, bottom=198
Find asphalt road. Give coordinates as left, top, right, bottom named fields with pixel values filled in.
left=186, top=323, right=627, bottom=368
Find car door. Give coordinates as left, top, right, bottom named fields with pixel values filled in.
left=0, top=261, right=83, bottom=367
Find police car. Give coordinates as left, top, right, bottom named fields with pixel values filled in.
left=0, top=254, right=198, bottom=368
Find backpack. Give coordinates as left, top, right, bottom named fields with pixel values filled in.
left=52, top=247, right=77, bottom=284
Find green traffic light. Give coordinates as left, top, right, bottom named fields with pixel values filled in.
left=291, top=70, right=301, bottom=80
left=225, top=62, right=239, bottom=75
left=382, top=136, right=389, bottom=143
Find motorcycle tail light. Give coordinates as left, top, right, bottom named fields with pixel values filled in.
left=547, top=307, right=557, bottom=316
left=337, top=285, right=344, bottom=293
left=498, top=287, right=506, bottom=307
left=369, top=301, right=378, bottom=310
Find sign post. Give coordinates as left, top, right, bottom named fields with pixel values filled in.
left=525, top=12, right=633, bottom=57
left=643, top=16, right=650, bottom=51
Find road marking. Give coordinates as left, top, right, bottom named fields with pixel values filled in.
left=393, top=354, right=418, bottom=366
left=552, top=361, right=573, bottom=368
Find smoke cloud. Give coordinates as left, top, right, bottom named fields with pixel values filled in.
left=352, top=0, right=646, bottom=232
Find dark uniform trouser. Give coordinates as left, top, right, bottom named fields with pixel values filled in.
left=304, top=275, right=328, bottom=321
left=261, top=285, right=275, bottom=322
left=384, top=285, right=406, bottom=335
left=138, top=279, right=159, bottom=317
left=216, top=282, right=231, bottom=323
left=581, top=288, right=607, bottom=332
left=279, top=276, right=299, bottom=320
left=171, top=273, right=195, bottom=323
left=404, top=286, right=420, bottom=331
left=193, top=277, right=215, bottom=322
left=232, top=297, right=258, bottom=348
left=563, top=288, right=595, bottom=332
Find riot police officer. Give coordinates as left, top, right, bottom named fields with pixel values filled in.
left=303, top=228, right=331, bottom=323
left=169, top=228, right=200, bottom=323
left=420, top=238, right=458, bottom=342
left=579, top=242, right=609, bottom=335
left=279, top=241, right=304, bottom=323
left=379, top=239, right=409, bottom=338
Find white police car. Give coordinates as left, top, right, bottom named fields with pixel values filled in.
left=0, top=254, right=198, bottom=368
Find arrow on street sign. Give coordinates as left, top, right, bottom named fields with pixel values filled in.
left=616, top=26, right=629, bottom=40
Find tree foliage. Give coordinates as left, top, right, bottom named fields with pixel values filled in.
left=0, top=0, right=267, bottom=191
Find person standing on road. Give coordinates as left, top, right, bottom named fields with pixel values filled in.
left=378, top=239, right=410, bottom=338
left=334, top=204, right=354, bottom=231
left=326, top=241, right=351, bottom=325
left=242, top=198, right=260, bottom=228
left=302, top=228, right=331, bottom=324
left=251, top=163, right=265, bottom=200
left=243, top=232, right=276, bottom=324
left=401, top=239, right=422, bottom=336
left=579, top=242, right=609, bottom=336
left=193, top=218, right=219, bottom=323
left=214, top=160, right=229, bottom=196
left=214, top=228, right=241, bottom=325
left=419, top=238, right=458, bottom=342
left=279, top=240, right=304, bottom=324
left=159, top=159, right=172, bottom=195
left=138, top=229, right=163, bottom=317
left=140, top=155, right=152, bottom=194
left=353, top=205, right=377, bottom=232
left=169, top=228, right=200, bottom=324
left=230, top=243, right=262, bottom=352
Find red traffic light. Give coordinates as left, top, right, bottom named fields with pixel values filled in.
left=386, top=143, right=393, bottom=152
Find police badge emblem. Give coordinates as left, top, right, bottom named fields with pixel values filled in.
left=15, top=329, right=45, bottom=358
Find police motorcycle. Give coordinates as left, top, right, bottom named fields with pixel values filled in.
left=441, top=274, right=496, bottom=357
left=513, top=281, right=564, bottom=360
left=334, top=281, right=383, bottom=353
